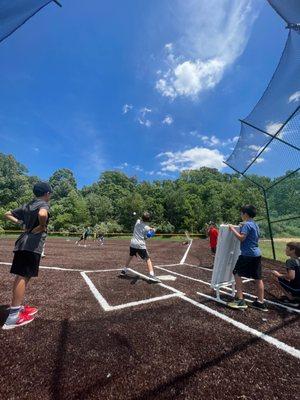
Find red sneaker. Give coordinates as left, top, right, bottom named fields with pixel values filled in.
left=23, top=305, right=38, bottom=316
left=2, top=312, right=34, bottom=330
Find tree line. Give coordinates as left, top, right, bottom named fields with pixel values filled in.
left=0, top=153, right=298, bottom=237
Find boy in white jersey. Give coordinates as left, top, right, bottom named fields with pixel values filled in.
left=121, top=212, right=160, bottom=282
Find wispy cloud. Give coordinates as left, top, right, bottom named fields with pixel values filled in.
left=265, top=121, right=283, bottom=137
left=122, top=104, right=133, bottom=114
left=157, top=146, right=225, bottom=172
left=156, top=0, right=259, bottom=99
left=288, top=91, right=300, bottom=103
left=190, top=131, right=238, bottom=147
left=162, top=115, right=173, bottom=125
left=138, top=107, right=152, bottom=127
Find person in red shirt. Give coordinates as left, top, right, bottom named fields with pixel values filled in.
left=207, top=222, right=219, bottom=254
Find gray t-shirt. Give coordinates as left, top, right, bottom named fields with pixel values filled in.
left=130, top=219, right=150, bottom=250
left=12, top=199, right=50, bottom=255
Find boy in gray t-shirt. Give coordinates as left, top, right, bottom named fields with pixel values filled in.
left=121, top=212, right=160, bottom=282
left=2, top=182, right=52, bottom=330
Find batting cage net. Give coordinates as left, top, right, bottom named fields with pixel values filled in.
left=225, top=0, right=300, bottom=260
left=0, top=0, right=61, bottom=44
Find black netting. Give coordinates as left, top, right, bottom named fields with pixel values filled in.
left=226, top=1, right=300, bottom=258
left=226, top=122, right=270, bottom=173
left=0, top=0, right=54, bottom=44
left=226, top=29, right=300, bottom=173
left=245, top=30, right=300, bottom=133
left=268, top=0, right=300, bottom=26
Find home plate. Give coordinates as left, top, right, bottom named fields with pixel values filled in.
left=157, top=275, right=177, bottom=281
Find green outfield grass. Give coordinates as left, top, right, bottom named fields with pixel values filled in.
left=260, top=238, right=300, bottom=262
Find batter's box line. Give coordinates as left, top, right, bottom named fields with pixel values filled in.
left=80, top=271, right=183, bottom=312
left=0, top=262, right=122, bottom=274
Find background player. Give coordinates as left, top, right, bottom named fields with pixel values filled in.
left=75, top=227, right=92, bottom=246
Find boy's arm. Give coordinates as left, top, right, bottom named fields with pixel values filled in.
left=286, top=269, right=295, bottom=281
left=271, top=270, right=284, bottom=277
left=4, top=211, right=23, bottom=226
left=228, top=225, right=246, bottom=242
left=31, top=208, right=48, bottom=234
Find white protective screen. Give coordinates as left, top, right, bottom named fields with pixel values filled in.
left=211, top=224, right=241, bottom=288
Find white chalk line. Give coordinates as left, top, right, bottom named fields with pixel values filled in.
left=84, top=268, right=122, bottom=273
left=183, top=263, right=213, bottom=272
left=127, top=268, right=184, bottom=295
left=182, top=294, right=300, bottom=360
left=81, top=271, right=182, bottom=312
left=0, top=261, right=121, bottom=273
left=0, top=261, right=85, bottom=272
left=180, top=239, right=193, bottom=264
left=81, top=272, right=111, bottom=311
left=107, top=293, right=180, bottom=311
left=155, top=263, right=182, bottom=268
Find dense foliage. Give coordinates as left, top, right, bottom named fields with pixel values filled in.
left=0, top=153, right=299, bottom=237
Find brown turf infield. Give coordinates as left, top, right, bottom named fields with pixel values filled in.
left=0, top=237, right=299, bottom=400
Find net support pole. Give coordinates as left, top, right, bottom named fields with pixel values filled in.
left=262, top=188, right=276, bottom=260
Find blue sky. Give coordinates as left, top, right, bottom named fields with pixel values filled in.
left=0, top=0, right=288, bottom=187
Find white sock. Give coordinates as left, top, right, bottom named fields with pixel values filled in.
left=149, top=271, right=155, bottom=276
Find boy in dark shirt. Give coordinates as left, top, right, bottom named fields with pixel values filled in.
left=227, top=205, right=267, bottom=312
left=76, top=227, right=92, bottom=246
left=272, top=242, right=300, bottom=307
left=2, top=182, right=52, bottom=330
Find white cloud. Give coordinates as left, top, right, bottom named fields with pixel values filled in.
left=157, top=146, right=225, bottom=172
left=156, top=0, right=259, bottom=99
left=288, top=91, right=300, bottom=103
left=223, top=136, right=239, bottom=146
left=189, top=131, right=238, bottom=148
left=133, top=165, right=143, bottom=172
left=33, top=147, right=40, bottom=153
left=265, top=121, right=283, bottom=136
left=162, top=115, right=173, bottom=125
left=138, top=107, right=152, bottom=127
left=116, top=162, right=129, bottom=169
left=249, top=144, right=261, bottom=151
left=165, top=43, right=173, bottom=52
left=122, top=104, right=133, bottom=114
left=253, top=157, right=264, bottom=164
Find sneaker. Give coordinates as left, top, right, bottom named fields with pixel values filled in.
left=22, top=305, right=38, bottom=316
left=227, top=299, right=248, bottom=310
left=148, top=275, right=161, bottom=283
left=2, top=311, right=34, bottom=330
left=251, top=300, right=268, bottom=312
left=120, top=269, right=127, bottom=275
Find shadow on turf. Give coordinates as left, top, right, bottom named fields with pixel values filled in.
left=128, top=315, right=299, bottom=400
left=0, top=304, right=9, bottom=326
left=51, top=319, right=69, bottom=400
left=118, top=273, right=155, bottom=285
left=55, top=314, right=298, bottom=400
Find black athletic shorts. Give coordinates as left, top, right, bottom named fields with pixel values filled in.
left=278, top=277, right=300, bottom=298
left=233, top=255, right=262, bottom=280
left=129, top=247, right=149, bottom=260
left=10, top=250, right=41, bottom=278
